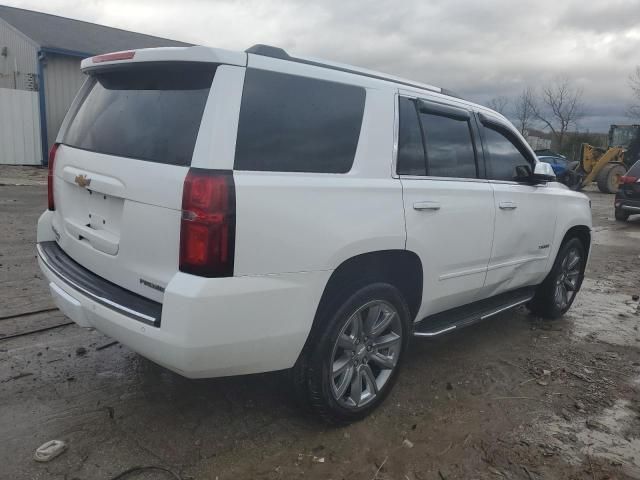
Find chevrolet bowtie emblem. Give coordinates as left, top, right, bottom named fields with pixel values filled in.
left=74, top=174, right=91, bottom=188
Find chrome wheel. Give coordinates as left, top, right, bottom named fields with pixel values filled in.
left=330, top=300, right=402, bottom=409
left=554, top=247, right=582, bottom=310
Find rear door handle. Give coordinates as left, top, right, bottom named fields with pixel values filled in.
left=499, top=201, right=517, bottom=210
left=413, top=201, right=441, bottom=211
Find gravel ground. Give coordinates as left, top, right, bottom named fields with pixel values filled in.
left=1, top=166, right=639, bottom=480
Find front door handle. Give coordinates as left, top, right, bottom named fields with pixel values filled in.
left=413, top=201, right=441, bottom=211
left=499, top=201, right=518, bottom=210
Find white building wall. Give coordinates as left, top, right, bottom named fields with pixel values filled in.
left=0, top=88, right=42, bottom=164
left=43, top=53, right=87, bottom=151
left=0, top=19, right=38, bottom=90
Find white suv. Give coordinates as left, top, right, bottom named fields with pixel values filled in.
left=37, top=44, right=592, bottom=423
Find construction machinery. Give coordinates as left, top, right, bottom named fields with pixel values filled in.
left=566, top=124, right=640, bottom=193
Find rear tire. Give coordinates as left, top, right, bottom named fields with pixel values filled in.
left=596, top=163, right=626, bottom=193
left=528, top=237, right=586, bottom=319
left=615, top=208, right=630, bottom=222
left=293, top=283, right=411, bottom=425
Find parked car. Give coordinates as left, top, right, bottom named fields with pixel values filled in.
left=537, top=154, right=569, bottom=176
left=37, top=45, right=592, bottom=424
left=614, top=160, right=640, bottom=221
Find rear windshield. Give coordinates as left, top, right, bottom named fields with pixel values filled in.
left=628, top=160, right=640, bottom=176
left=63, top=63, right=216, bottom=166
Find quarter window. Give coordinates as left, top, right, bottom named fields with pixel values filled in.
left=397, top=97, right=426, bottom=175
left=234, top=69, right=366, bottom=173
left=482, top=126, right=533, bottom=181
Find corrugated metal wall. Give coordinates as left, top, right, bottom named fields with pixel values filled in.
left=0, top=88, right=42, bottom=164
left=44, top=53, right=86, bottom=150
left=0, top=20, right=37, bottom=90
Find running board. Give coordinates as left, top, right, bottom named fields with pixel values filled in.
left=413, top=287, right=535, bottom=338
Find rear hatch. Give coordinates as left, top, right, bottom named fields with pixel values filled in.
left=619, top=160, right=640, bottom=201
left=50, top=61, right=217, bottom=302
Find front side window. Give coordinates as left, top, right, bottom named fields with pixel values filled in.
left=420, top=112, right=477, bottom=178
left=234, top=69, right=366, bottom=173
left=483, top=125, right=534, bottom=181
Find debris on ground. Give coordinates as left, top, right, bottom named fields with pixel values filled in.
left=34, top=440, right=67, bottom=462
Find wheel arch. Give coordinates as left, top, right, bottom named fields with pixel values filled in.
left=304, top=249, right=423, bottom=347
left=562, top=224, right=591, bottom=255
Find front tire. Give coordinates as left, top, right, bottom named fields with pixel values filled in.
left=295, top=283, right=411, bottom=424
left=528, top=237, right=586, bottom=319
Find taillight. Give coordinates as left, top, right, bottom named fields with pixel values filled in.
left=179, top=169, right=235, bottom=277
left=92, top=50, right=135, bottom=63
left=619, top=175, right=639, bottom=184
left=47, top=143, right=59, bottom=211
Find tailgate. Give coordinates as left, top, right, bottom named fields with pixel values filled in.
left=49, top=62, right=217, bottom=302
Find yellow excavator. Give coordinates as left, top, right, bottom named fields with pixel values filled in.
left=567, top=124, right=640, bottom=193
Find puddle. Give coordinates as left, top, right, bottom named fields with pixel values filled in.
left=544, top=399, right=640, bottom=469
left=567, top=278, right=640, bottom=347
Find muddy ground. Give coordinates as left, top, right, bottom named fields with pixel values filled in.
left=1, top=166, right=639, bottom=480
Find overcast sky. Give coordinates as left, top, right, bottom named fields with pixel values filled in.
left=6, top=0, right=640, bottom=132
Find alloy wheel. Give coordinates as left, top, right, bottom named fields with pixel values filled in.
left=329, top=300, right=402, bottom=409
left=554, top=247, right=583, bottom=310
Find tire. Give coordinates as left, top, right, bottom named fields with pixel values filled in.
left=615, top=208, right=630, bottom=222
left=293, top=283, right=411, bottom=424
left=528, top=237, right=586, bottom=319
left=596, top=163, right=626, bottom=193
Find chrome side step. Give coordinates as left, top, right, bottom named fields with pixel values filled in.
left=413, top=287, right=534, bottom=338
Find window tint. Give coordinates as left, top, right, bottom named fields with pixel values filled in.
left=234, top=69, right=366, bottom=173
left=64, top=63, right=215, bottom=166
left=420, top=112, right=477, bottom=178
left=397, top=97, right=426, bottom=175
left=483, top=126, right=533, bottom=181
left=628, top=160, right=640, bottom=176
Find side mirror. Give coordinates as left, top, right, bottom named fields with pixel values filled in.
left=532, top=162, right=556, bottom=183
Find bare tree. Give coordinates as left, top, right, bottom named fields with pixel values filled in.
left=628, top=66, right=640, bottom=119
left=531, top=76, right=584, bottom=150
left=513, top=87, right=536, bottom=135
left=487, top=95, right=509, bottom=115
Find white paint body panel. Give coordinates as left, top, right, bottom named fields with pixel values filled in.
left=482, top=182, right=558, bottom=296
left=401, top=178, right=495, bottom=318
left=37, top=45, right=593, bottom=378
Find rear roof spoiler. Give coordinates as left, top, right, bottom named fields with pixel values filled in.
left=80, top=46, right=246, bottom=72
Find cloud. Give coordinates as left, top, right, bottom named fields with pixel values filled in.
left=4, top=0, right=640, bottom=131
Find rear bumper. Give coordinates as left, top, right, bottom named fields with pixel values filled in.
left=615, top=198, right=640, bottom=213
left=37, top=239, right=330, bottom=378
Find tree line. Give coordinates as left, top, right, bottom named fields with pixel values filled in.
left=485, top=67, right=640, bottom=158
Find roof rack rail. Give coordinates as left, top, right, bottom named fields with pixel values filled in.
left=245, top=44, right=461, bottom=99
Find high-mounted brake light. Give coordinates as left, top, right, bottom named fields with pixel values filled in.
left=179, top=169, right=235, bottom=277
left=92, top=50, right=135, bottom=63
left=619, top=175, right=639, bottom=184
left=47, top=143, right=59, bottom=211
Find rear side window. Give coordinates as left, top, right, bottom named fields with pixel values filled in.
left=63, top=63, right=216, bottom=166
left=234, top=69, right=366, bottom=173
left=396, top=97, right=477, bottom=178
left=482, top=125, right=534, bottom=181
left=420, top=112, right=477, bottom=178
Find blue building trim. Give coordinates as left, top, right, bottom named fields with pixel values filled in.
left=37, top=50, right=49, bottom=166
left=37, top=47, right=95, bottom=165
left=41, top=46, right=94, bottom=58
